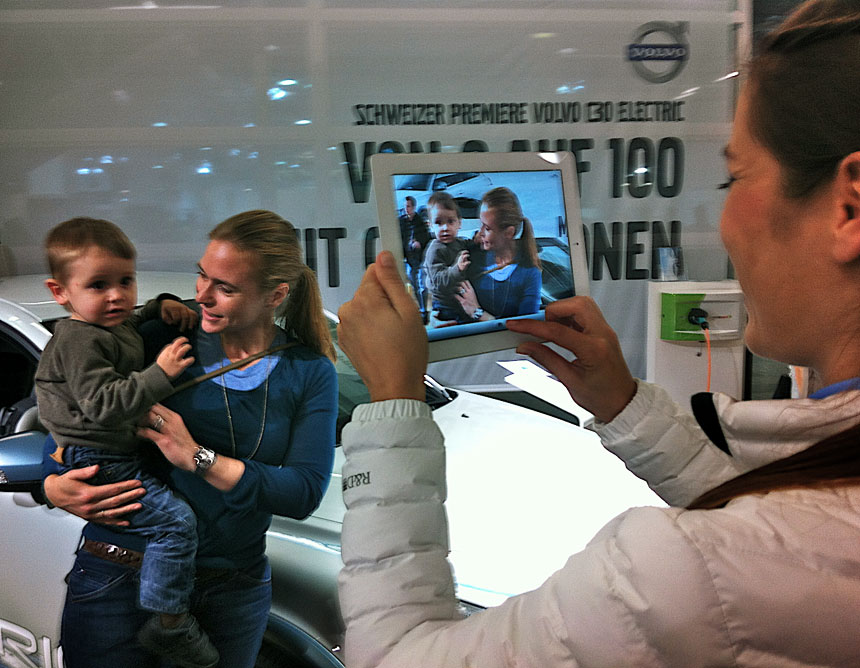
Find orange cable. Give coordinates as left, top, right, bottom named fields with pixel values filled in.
left=704, top=327, right=712, bottom=393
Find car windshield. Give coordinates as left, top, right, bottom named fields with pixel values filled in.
left=397, top=174, right=432, bottom=190
left=454, top=197, right=480, bottom=219
left=537, top=240, right=575, bottom=303
left=538, top=243, right=571, bottom=271
left=433, top=172, right=479, bottom=189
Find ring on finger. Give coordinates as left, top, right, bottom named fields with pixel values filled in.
left=152, top=414, right=165, bottom=431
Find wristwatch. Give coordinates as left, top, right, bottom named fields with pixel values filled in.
left=472, top=308, right=484, bottom=321
left=193, top=446, right=216, bottom=475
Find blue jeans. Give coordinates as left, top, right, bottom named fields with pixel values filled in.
left=405, top=261, right=427, bottom=315
left=60, top=548, right=272, bottom=668
left=64, top=446, right=197, bottom=614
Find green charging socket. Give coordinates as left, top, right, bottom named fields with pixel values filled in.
left=660, top=293, right=706, bottom=341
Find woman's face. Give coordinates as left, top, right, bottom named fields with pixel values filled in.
left=478, top=205, right=515, bottom=252
left=719, top=87, right=833, bottom=365
left=195, top=240, right=273, bottom=336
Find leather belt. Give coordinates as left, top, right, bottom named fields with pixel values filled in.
left=80, top=538, right=238, bottom=582
left=81, top=538, right=144, bottom=569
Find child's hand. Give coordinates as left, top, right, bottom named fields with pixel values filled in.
left=160, top=299, right=199, bottom=332
left=156, top=337, right=194, bottom=380
left=456, top=250, right=471, bottom=272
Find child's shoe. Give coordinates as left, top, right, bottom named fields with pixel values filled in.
left=138, top=614, right=219, bottom=668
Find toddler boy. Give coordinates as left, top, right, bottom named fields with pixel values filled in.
left=421, top=192, right=479, bottom=324
left=35, top=217, right=218, bottom=668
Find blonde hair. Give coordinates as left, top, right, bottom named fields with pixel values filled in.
left=45, top=217, right=136, bottom=281
left=481, top=187, right=541, bottom=269
left=209, top=210, right=335, bottom=361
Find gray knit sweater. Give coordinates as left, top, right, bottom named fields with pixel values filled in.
left=35, top=299, right=174, bottom=453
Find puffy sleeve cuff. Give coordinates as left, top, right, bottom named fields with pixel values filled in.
left=593, top=380, right=743, bottom=506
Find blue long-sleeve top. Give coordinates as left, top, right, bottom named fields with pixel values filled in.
left=43, top=320, right=338, bottom=572
left=472, top=252, right=542, bottom=319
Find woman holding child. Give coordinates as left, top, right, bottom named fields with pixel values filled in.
left=423, top=186, right=542, bottom=325
left=43, top=210, right=338, bottom=668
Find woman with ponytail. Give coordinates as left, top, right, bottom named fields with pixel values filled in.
left=335, top=2, right=860, bottom=665
left=456, top=186, right=542, bottom=321
left=44, top=210, right=337, bottom=667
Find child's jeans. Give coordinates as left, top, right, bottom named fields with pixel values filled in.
left=63, top=445, right=197, bottom=614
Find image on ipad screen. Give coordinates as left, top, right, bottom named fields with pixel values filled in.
left=372, top=152, right=587, bottom=362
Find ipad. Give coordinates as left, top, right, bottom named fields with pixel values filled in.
left=371, top=151, right=588, bottom=362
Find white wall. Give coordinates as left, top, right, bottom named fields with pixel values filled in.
left=0, top=0, right=740, bottom=383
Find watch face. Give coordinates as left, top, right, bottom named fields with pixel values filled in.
left=194, top=447, right=215, bottom=472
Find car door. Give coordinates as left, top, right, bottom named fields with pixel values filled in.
left=0, top=321, right=81, bottom=668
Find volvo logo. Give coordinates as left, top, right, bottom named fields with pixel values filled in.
left=627, top=21, right=689, bottom=84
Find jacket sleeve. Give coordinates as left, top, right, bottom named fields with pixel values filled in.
left=337, top=399, right=733, bottom=668
left=125, top=297, right=167, bottom=330
left=593, top=380, right=748, bottom=507
left=416, top=220, right=432, bottom=249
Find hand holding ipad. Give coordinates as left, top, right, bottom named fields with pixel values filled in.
left=371, top=151, right=588, bottom=362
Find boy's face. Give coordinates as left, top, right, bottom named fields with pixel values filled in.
left=45, top=246, right=137, bottom=328
left=429, top=204, right=461, bottom=244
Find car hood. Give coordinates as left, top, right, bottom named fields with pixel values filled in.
left=318, top=389, right=663, bottom=610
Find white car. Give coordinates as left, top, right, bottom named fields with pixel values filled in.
left=0, top=272, right=661, bottom=668
left=395, top=171, right=493, bottom=223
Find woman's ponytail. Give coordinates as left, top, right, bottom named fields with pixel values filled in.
left=688, top=422, right=860, bottom=510
left=518, top=216, right=541, bottom=269
left=281, top=265, right=336, bottom=362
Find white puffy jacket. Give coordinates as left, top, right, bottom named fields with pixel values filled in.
left=338, top=381, right=860, bottom=668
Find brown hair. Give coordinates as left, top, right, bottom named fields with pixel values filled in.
left=481, top=187, right=540, bottom=269
left=427, top=191, right=461, bottom=219
left=209, top=210, right=335, bottom=362
left=45, top=217, right=136, bottom=281
left=746, top=0, right=860, bottom=198
left=689, top=421, right=860, bottom=510
left=689, top=0, right=860, bottom=509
